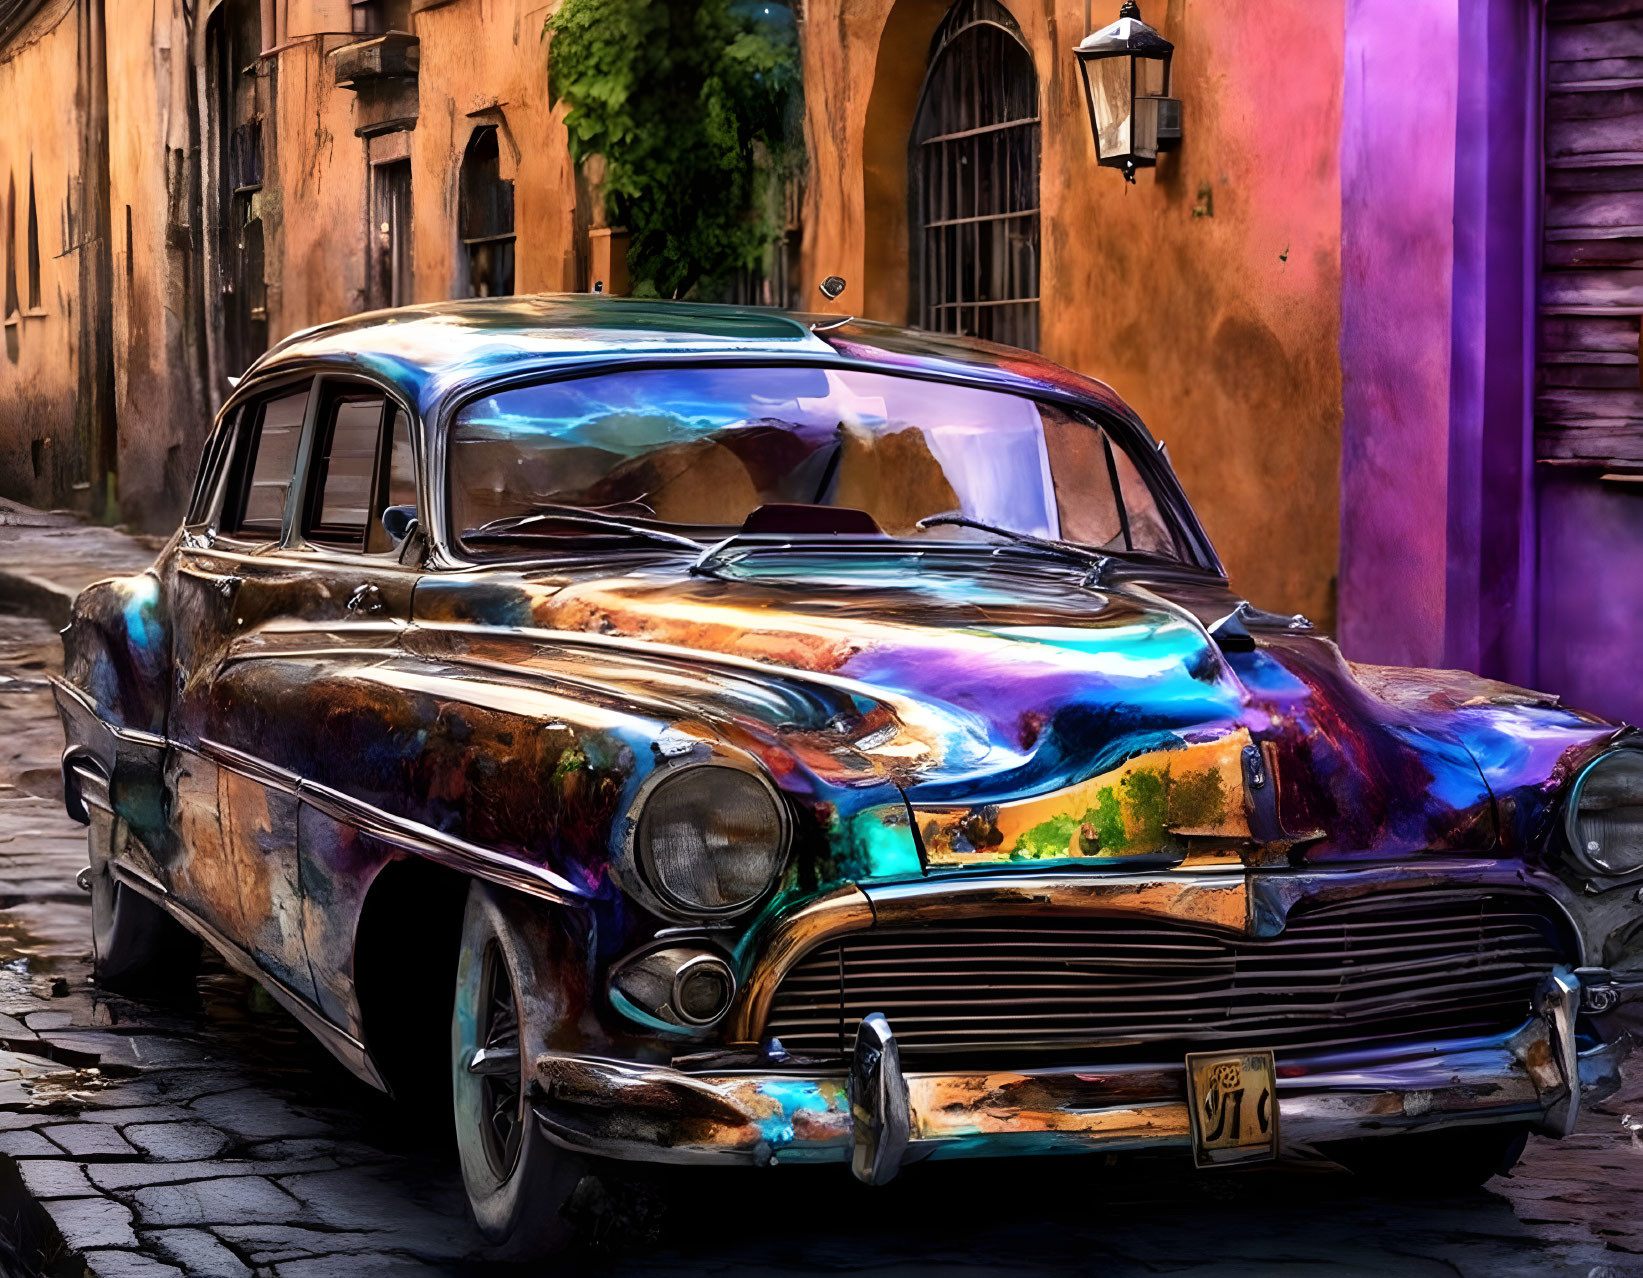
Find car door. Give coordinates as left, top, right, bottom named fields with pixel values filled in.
left=166, top=374, right=421, bottom=1000
left=163, top=381, right=313, bottom=991
left=245, top=376, right=425, bottom=1029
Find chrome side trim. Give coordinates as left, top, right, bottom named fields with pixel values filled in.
left=193, top=737, right=590, bottom=904
left=50, top=677, right=167, bottom=750
left=110, top=864, right=388, bottom=1091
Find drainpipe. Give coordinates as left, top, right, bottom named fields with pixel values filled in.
left=74, top=0, right=117, bottom=519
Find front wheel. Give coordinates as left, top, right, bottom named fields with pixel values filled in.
left=451, top=881, right=586, bottom=1258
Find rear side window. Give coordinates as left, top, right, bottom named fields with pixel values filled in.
left=227, top=385, right=309, bottom=539
left=367, top=407, right=418, bottom=554
left=309, top=394, right=385, bottom=547
left=305, top=388, right=420, bottom=553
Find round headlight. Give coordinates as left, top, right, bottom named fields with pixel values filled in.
left=636, top=766, right=789, bottom=914
left=1567, top=748, right=1643, bottom=877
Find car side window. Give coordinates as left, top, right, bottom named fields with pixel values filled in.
left=187, top=410, right=236, bottom=527
left=304, top=387, right=419, bottom=555
left=308, top=393, right=386, bottom=549
left=1042, top=408, right=1181, bottom=560
left=365, top=406, right=418, bottom=555
left=226, top=385, right=309, bottom=540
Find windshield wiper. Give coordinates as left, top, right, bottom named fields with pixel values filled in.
left=470, top=505, right=702, bottom=552
left=915, top=513, right=1110, bottom=584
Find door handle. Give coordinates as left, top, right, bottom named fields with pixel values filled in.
left=346, top=583, right=385, bottom=615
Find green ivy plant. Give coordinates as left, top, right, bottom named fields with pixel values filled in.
left=546, top=0, right=804, bottom=300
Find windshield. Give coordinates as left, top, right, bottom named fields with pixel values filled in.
left=450, top=366, right=1181, bottom=559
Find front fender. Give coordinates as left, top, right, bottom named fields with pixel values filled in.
left=61, top=570, right=171, bottom=737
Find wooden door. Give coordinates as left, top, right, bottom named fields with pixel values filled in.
left=1535, top=0, right=1643, bottom=725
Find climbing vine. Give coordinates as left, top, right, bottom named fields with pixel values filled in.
left=546, top=0, right=804, bottom=299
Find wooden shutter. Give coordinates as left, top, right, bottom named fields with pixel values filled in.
left=1538, top=0, right=1643, bottom=467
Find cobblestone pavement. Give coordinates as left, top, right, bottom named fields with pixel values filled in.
left=1, top=580, right=1642, bottom=1274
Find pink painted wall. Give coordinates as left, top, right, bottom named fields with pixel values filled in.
left=1337, top=0, right=1461, bottom=668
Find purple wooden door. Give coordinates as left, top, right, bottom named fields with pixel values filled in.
left=1535, top=0, right=1643, bottom=727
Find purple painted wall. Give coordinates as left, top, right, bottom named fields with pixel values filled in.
left=1339, top=0, right=1555, bottom=704
left=1443, top=0, right=1539, bottom=688
left=1538, top=476, right=1643, bottom=726
left=1338, top=0, right=1460, bottom=669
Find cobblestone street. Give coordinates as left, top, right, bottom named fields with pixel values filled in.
left=0, top=535, right=1642, bottom=1275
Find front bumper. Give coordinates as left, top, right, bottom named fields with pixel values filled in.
left=532, top=977, right=1626, bottom=1176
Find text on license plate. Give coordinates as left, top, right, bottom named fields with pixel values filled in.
left=1185, top=1049, right=1279, bottom=1167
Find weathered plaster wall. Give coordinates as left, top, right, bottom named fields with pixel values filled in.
left=256, top=0, right=582, bottom=351
left=411, top=0, right=581, bottom=303
left=0, top=0, right=83, bottom=508
left=106, top=0, right=211, bottom=525
left=1337, top=0, right=1460, bottom=667
left=266, top=38, right=372, bottom=333
left=803, top=0, right=1346, bottom=628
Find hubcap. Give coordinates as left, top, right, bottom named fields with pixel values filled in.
left=477, top=941, right=524, bottom=1177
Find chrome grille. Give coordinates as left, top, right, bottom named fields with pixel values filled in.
left=762, top=890, right=1571, bottom=1064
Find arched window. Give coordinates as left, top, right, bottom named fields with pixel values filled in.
left=25, top=162, right=39, bottom=311
left=460, top=126, right=514, bottom=298
left=4, top=172, right=18, bottom=321
left=910, top=0, right=1040, bottom=350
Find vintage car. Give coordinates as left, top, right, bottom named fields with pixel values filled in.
left=53, top=296, right=1643, bottom=1252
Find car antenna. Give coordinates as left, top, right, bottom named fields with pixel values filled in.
left=811, top=276, right=854, bottom=332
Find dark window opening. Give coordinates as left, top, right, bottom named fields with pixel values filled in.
left=351, top=0, right=411, bottom=33
left=4, top=173, right=18, bottom=320
left=368, top=159, right=413, bottom=309
left=910, top=0, right=1041, bottom=351
left=228, top=385, right=308, bottom=539
left=26, top=164, right=40, bottom=310
left=210, top=0, right=268, bottom=380
left=124, top=204, right=132, bottom=289
left=459, top=126, right=514, bottom=298
left=231, top=120, right=263, bottom=192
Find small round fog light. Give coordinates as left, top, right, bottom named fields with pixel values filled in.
left=672, top=955, right=735, bottom=1027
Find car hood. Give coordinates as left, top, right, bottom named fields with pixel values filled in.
left=412, top=553, right=1621, bottom=875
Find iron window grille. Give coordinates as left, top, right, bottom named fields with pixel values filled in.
left=910, top=0, right=1041, bottom=351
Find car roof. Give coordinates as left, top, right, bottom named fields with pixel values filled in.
left=243, top=295, right=1142, bottom=428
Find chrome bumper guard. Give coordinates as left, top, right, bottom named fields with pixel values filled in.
left=532, top=969, right=1616, bottom=1178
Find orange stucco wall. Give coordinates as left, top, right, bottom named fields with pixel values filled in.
left=0, top=0, right=82, bottom=508
left=107, top=0, right=210, bottom=518
left=802, top=0, right=1346, bottom=626
left=2, top=0, right=1347, bottom=612
left=254, top=0, right=581, bottom=343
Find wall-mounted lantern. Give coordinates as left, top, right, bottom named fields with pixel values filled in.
left=1073, top=1, right=1180, bottom=183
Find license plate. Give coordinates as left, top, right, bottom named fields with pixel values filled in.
left=1185, top=1049, right=1280, bottom=1167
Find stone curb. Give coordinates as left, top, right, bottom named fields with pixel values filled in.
left=0, top=506, right=157, bottom=631
left=0, top=570, right=75, bottom=632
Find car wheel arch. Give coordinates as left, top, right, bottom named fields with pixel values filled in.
left=349, top=856, right=594, bottom=1104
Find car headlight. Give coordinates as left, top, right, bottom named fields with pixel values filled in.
left=636, top=765, right=790, bottom=914
left=1566, top=747, right=1643, bottom=878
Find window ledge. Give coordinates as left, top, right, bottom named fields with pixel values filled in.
left=332, top=32, right=419, bottom=88
left=20, top=308, right=47, bottom=319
